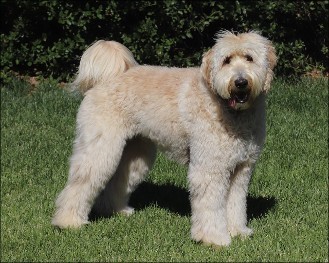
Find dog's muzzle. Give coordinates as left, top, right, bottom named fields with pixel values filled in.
left=228, top=77, right=251, bottom=108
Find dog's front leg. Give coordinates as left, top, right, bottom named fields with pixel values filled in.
left=188, top=164, right=231, bottom=247
left=227, top=162, right=254, bottom=238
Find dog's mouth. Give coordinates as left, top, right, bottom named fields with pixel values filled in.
left=228, top=90, right=250, bottom=108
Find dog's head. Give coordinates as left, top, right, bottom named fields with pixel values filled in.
left=201, top=31, right=277, bottom=110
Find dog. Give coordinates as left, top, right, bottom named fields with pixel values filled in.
left=52, top=31, right=277, bottom=247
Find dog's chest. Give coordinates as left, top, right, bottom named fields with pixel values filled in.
left=222, top=112, right=264, bottom=166
left=230, top=135, right=261, bottom=166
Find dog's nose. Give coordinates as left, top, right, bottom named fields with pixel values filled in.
left=235, top=78, right=248, bottom=89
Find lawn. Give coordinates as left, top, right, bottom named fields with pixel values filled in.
left=1, top=77, right=328, bottom=262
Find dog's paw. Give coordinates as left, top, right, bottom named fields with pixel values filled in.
left=192, top=230, right=232, bottom=247
left=52, top=212, right=89, bottom=229
left=201, top=234, right=232, bottom=248
left=118, top=206, right=135, bottom=216
left=229, top=225, right=253, bottom=238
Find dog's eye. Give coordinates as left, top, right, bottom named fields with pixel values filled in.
left=245, top=55, right=253, bottom=62
left=223, top=56, right=231, bottom=65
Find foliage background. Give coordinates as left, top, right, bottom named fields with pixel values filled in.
left=1, top=0, right=328, bottom=82
left=1, top=1, right=328, bottom=261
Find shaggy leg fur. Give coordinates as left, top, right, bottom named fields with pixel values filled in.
left=52, top=133, right=126, bottom=228
left=227, top=163, right=253, bottom=238
left=189, top=164, right=231, bottom=246
left=52, top=98, right=130, bottom=228
left=92, top=137, right=156, bottom=216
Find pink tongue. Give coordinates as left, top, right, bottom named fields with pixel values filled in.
left=228, top=98, right=236, bottom=108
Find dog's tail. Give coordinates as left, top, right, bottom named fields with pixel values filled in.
left=71, top=40, right=138, bottom=95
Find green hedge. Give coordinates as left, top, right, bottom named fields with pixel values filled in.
left=1, top=0, right=328, bottom=82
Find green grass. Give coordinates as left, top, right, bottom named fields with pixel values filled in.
left=1, top=77, right=328, bottom=262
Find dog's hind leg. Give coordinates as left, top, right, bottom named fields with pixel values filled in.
left=92, top=137, right=156, bottom=217
left=52, top=108, right=129, bottom=228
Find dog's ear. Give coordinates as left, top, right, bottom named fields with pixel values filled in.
left=201, top=48, right=214, bottom=89
left=263, top=42, right=277, bottom=93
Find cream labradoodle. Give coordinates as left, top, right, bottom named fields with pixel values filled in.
left=52, top=31, right=277, bottom=247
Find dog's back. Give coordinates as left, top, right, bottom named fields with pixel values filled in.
left=103, top=65, right=200, bottom=164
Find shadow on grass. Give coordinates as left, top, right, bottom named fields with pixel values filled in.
left=90, top=181, right=276, bottom=221
left=129, top=181, right=190, bottom=216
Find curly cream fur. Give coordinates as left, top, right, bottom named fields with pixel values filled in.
left=52, top=32, right=277, bottom=247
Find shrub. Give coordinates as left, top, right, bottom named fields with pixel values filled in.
left=0, top=0, right=328, bottom=82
